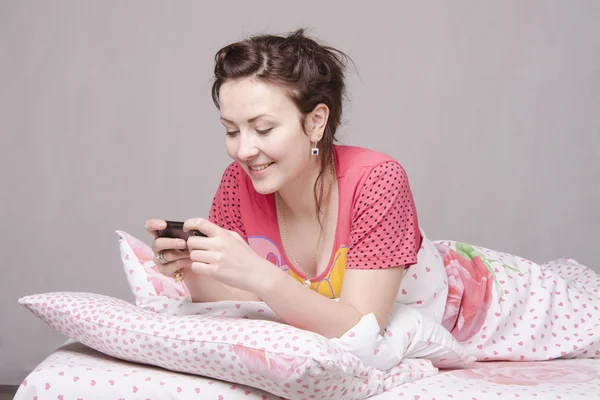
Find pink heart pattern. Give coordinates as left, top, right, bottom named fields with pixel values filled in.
left=13, top=340, right=284, bottom=399
left=393, top=359, right=600, bottom=399
left=18, top=292, right=437, bottom=399
left=24, top=227, right=445, bottom=399
left=434, top=241, right=600, bottom=362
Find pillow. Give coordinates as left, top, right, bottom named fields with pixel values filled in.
left=332, top=303, right=476, bottom=370
left=117, top=229, right=475, bottom=369
left=14, top=339, right=278, bottom=400
left=385, top=303, right=476, bottom=368
left=18, top=230, right=472, bottom=399
left=19, top=292, right=438, bottom=400
left=117, top=230, right=192, bottom=309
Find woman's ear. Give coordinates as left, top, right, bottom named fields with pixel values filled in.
left=306, top=103, right=330, bottom=142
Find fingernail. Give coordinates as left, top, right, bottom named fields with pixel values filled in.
left=179, top=240, right=187, bottom=249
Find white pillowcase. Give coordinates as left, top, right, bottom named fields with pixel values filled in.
left=332, top=303, right=476, bottom=370
left=14, top=339, right=280, bottom=400
left=18, top=230, right=474, bottom=399
left=19, top=291, right=438, bottom=399
left=115, top=230, right=474, bottom=369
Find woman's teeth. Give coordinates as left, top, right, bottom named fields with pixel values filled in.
left=249, top=163, right=273, bottom=171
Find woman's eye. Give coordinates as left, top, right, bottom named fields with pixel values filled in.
left=226, top=130, right=239, bottom=136
left=256, top=128, right=273, bottom=135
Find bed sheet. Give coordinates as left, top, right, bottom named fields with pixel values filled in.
left=372, top=359, right=600, bottom=399
left=15, top=340, right=600, bottom=400
left=14, top=340, right=281, bottom=400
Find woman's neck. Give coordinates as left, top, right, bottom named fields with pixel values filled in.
left=276, top=156, right=328, bottom=219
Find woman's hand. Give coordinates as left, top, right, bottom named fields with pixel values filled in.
left=184, top=218, right=268, bottom=293
left=144, top=219, right=192, bottom=279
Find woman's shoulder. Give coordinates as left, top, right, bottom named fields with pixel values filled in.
left=218, top=161, right=248, bottom=187
left=218, top=161, right=269, bottom=208
left=215, top=161, right=247, bottom=194
left=335, top=144, right=402, bottom=175
left=222, top=160, right=243, bottom=175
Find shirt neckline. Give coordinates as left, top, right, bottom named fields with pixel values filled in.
left=272, top=146, right=341, bottom=283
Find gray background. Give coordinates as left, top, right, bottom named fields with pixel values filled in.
left=1, top=0, right=599, bottom=385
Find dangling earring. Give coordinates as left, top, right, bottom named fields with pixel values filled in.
left=311, top=142, right=319, bottom=156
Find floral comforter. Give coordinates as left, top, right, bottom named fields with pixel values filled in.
left=434, top=241, right=600, bottom=361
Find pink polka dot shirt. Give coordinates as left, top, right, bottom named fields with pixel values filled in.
left=209, top=145, right=421, bottom=298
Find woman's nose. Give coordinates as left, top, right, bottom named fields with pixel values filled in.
left=236, top=133, right=260, bottom=161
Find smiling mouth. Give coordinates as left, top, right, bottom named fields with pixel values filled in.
left=248, top=162, right=275, bottom=171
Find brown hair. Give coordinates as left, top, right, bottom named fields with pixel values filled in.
left=211, top=28, right=352, bottom=224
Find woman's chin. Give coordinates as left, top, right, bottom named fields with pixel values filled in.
left=250, top=181, right=278, bottom=195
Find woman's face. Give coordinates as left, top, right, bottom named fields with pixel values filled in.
left=218, top=78, right=316, bottom=195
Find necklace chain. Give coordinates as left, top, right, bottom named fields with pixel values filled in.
left=276, top=154, right=335, bottom=286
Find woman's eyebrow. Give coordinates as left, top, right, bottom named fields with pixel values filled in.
left=220, top=114, right=275, bottom=124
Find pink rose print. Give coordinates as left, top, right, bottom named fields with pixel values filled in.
left=442, top=265, right=464, bottom=332
left=231, top=344, right=306, bottom=383
left=120, top=231, right=191, bottom=300
left=147, top=274, right=190, bottom=299
left=452, top=361, right=600, bottom=386
left=436, top=244, right=493, bottom=342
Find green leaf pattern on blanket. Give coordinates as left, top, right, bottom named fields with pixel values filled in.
left=455, top=242, right=524, bottom=298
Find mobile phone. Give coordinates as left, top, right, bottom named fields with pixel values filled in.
left=157, top=220, right=206, bottom=240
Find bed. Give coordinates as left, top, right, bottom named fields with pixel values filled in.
left=14, top=339, right=600, bottom=399
left=15, top=232, right=600, bottom=399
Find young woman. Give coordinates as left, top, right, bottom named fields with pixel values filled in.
left=143, top=29, right=600, bottom=369
left=144, top=29, right=448, bottom=340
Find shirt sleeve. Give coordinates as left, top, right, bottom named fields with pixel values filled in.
left=346, top=161, right=421, bottom=270
left=208, top=162, right=247, bottom=240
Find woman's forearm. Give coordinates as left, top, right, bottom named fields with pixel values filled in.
left=254, top=262, right=363, bottom=338
left=186, top=273, right=261, bottom=302
left=186, top=258, right=365, bottom=340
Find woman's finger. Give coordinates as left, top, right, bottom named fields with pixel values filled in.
left=144, top=219, right=167, bottom=238
left=187, top=235, right=213, bottom=251
left=151, top=237, right=188, bottom=253
left=189, top=249, right=217, bottom=264
left=154, top=249, right=191, bottom=264
left=191, top=261, right=218, bottom=277
left=184, top=218, right=221, bottom=238
left=156, top=259, right=190, bottom=278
